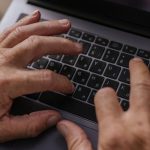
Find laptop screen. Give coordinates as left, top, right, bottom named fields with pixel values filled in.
left=28, top=0, right=150, bottom=37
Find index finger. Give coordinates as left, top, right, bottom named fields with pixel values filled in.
left=129, top=58, right=150, bottom=111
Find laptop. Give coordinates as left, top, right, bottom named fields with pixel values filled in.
left=0, top=0, right=150, bottom=149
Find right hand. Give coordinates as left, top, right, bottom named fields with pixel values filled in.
left=57, top=58, right=150, bottom=150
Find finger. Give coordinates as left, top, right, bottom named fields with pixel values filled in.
left=129, top=58, right=150, bottom=111
left=7, top=69, right=74, bottom=98
left=10, top=36, right=82, bottom=67
left=1, top=19, right=71, bottom=48
left=57, top=120, right=93, bottom=150
left=0, top=110, right=61, bottom=143
left=95, top=88, right=123, bottom=125
left=0, top=10, right=40, bottom=44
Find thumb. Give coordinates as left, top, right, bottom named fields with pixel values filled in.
left=57, top=120, right=93, bottom=150
left=0, top=110, right=61, bottom=143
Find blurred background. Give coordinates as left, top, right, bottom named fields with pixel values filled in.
left=0, top=0, right=11, bottom=21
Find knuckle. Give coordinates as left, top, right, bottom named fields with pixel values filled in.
left=134, top=82, right=150, bottom=91
left=13, top=26, right=24, bottom=38
left=27, top=35, right=41, bottom=49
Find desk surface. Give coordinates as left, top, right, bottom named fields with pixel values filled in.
left=0, top=0, right=12, bottom=20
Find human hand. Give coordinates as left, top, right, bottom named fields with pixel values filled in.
left=0, top=10, right=82, bottom=142
left=57, top=58, right=150, bottom=150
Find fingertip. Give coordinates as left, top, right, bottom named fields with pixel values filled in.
left=94, top=87, right=115, bottom=104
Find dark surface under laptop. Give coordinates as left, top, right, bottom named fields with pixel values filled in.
left=0, top=0, right=150, bottom=150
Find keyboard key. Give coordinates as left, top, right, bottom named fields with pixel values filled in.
left=118, top=84, right=130, bottom=100
left=47, top=61, right=62, bottom=73
left=48, top=55, right=62, bottom=61
left=137, top=49, right=150, bottom=59
left=119, top=68, right=130, bottom=84
left=117, top=53, right=134, bottom=68
left=62, top=55, right=78, bottom=65
left=103, top=49, right=119, bottom=63
left=123, top=45, right=137, bottom=54
left=66, top=36, right=78, bottom=42
left=88, top=45, right=105, bottom=59
left=76, top=55, right=92, bottom=70
left=32, top=58, right=49, bottom=69
left=60, top=65, right=76, bottom=80
left=87, top=74, right=104, bottom=89
left=103, top=79, right=119, bottom=91
left=104, top=64, right=121, bottom=79
left=142, top=59, right=149, bottom=66
left=79, top=40, right=91, bottom=54
left=82, top=33, right=95, bottom=42
left=121, top=100, right=129, bottom=111
left=95, top=37, right=109, bottom=46
left=109, top=41, right=123, bottom=50
left=39, top=91, right=96, bottom=122
left=69, top=28, right=82, bottom=38
left=88, top=90, right=97, bottom=105
left=73, top=85, right=91, bottom=101
left=73, top=70, right=90, bottom=84
left=90, top=60, right=106, bottom=75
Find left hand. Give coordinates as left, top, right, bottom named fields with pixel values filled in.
left=0, top=10, right=82, bottom=142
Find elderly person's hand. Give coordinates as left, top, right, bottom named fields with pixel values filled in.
left=0, top=10, right=82, bottom=142
left=57, top=58, right=150, bottom=150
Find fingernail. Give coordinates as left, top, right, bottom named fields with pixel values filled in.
left=58, top=123, right=68, bottom=136
left=59, top=19, right=70, bottom=26
left=47, top=115, right=61, bottom=127
left=132, top=57, right=143, bottom=62
left=32, top=10, right=40, bottom=17
left=75, top=43, right=83, bottom=52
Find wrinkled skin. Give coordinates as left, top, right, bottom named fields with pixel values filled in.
left=0, top=10, right=82, bottom=142
left=0, top=10, right=150, bottom=150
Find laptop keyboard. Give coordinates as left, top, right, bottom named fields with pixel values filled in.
left=18, top=14, right=150, bottom=122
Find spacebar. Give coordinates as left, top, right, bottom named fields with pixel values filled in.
left=39, top=92, right=96, bottom=122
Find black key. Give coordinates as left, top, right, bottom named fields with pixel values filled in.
left=69, top=28, right=82, bottom=38
left=90, top=60, right=106, bottom=75
left=76, top=55, right=92, bottom=70
left=48, top=55, right=62, bottom=61
left=79, top=40, right=91, bottom=54
left=118, top=84, right=130, bottom=100
left=117, top=53, right=134, bottom=68
left=25, top=93, right=41, bottom=100
left=60, top=65, right=76, bottom=80
left=32, top=58, right=49, bottom=69
left=103, top=49, right=119, bottom=63
left=82, top=33, right=95, bottom=42
left=103, top=79, right=119, bottom=91
left=87, top=74, right=104, bottom=89
left=119, top=68, right=130, bottom=84
left=109, top=41, right=123, bottom=50
left=104, top=64, right=121, bottom=79
left=137, top=49, right=150, bottom=59
left=88, top=45, right=105, bottom=59
left=95, top=37, right=109, bottom=46
left=65, top=36, right=78, bottom=42
left=121, top=100, right=129, bottom=111
left=73, top=70, right=90, bottom=84
left=142, top=58, right=149, bottom=66
left=62, top=55, right=78, bottom=65
left=73, top=85, right=91, bottom=101
left=88, top=90, right=97, bottom=105
left=123, top=45, right=137, bottom=54
left=39, top=92, right=96, bottom=122
left=47, top=61, right=62, bottom=73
